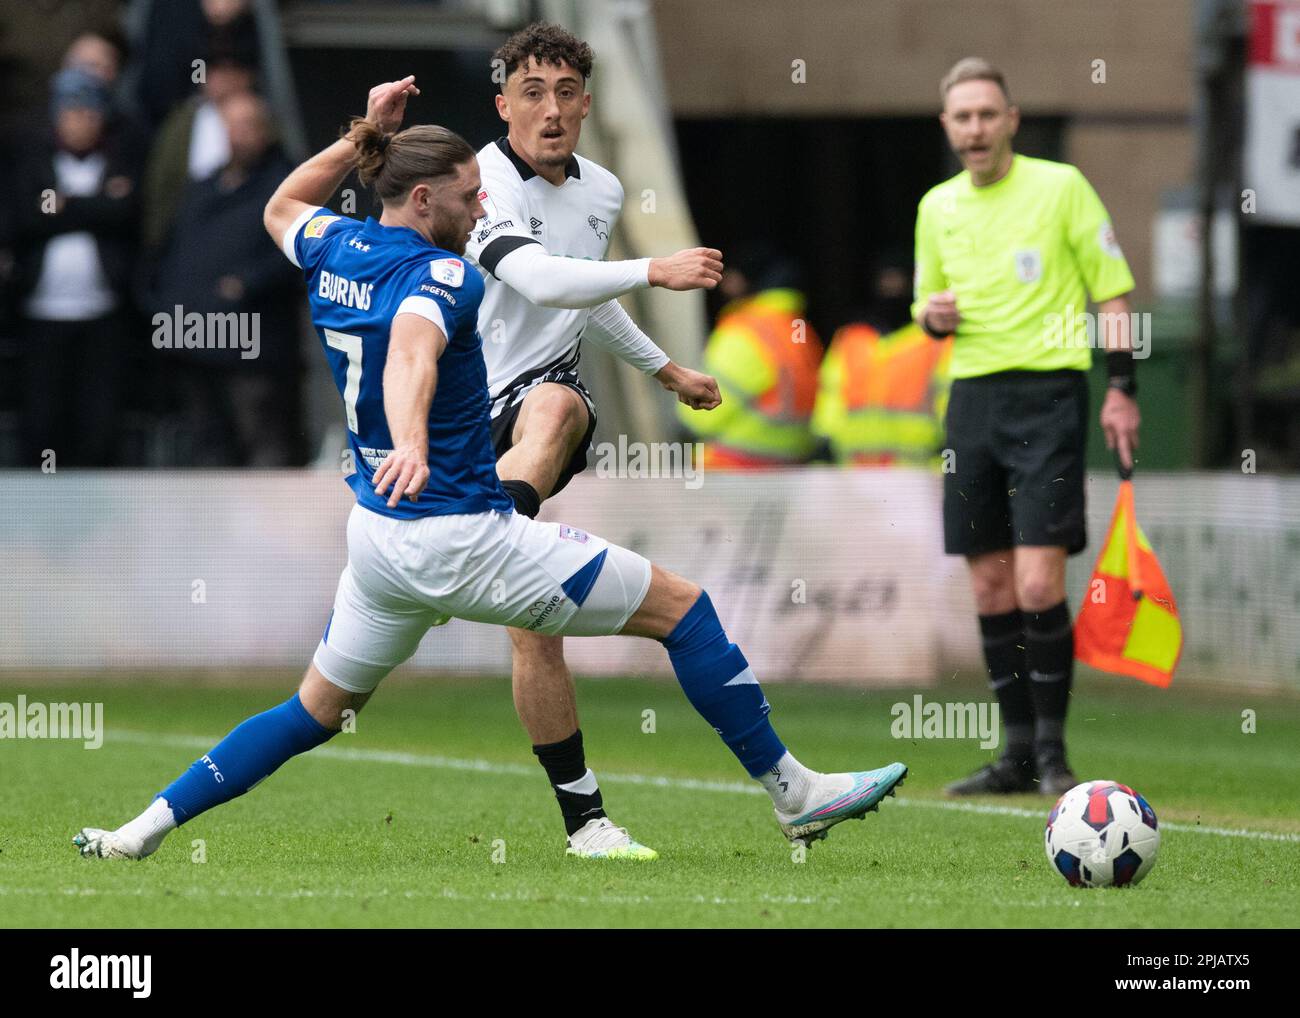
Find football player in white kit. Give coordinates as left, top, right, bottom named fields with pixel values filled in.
left=465, top=24, right=725, bottom=859
left=73, top=75, right=907, bottom=865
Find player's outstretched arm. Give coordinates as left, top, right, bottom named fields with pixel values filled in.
left=582, top=299, right=721, bottom=410
left=372, top=313, right=446, bottom=508
left=655, top=361, right=721, bottom=410
left=263, top=75, right=420, bottom=246
left=647, top=247, right=724, bottom=292
left=491, top=244, right=723, bottom=309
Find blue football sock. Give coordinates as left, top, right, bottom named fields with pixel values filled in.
left=158, top=693, right=335, bottom=823
left=662, top=590, right=786, bottom=777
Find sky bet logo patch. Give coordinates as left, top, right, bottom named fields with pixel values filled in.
left=304, top=214, right=339, bottom=239
left=430, top=258, right=465, bottom=288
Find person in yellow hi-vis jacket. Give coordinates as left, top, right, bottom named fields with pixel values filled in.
left=812, top=321, right=953, bottom=468
left=679, top=252, right=823, bottom=468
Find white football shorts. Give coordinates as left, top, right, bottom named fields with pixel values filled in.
left=312, top=503, right=653, bottom=693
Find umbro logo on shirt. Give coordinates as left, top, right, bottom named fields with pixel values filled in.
left=529, top=216, right=543, bottom=236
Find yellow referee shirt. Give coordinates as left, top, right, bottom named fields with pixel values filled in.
left=911, top=154, right=1135, bottom=379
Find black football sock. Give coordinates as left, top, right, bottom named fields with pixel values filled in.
left=979, top=609, right=1033, bottom=765
left=1024, top=600, right=1074, bottom=762
left=532, top=728, right=606, bottom=837
left=501, top=479, right=541, bottom=519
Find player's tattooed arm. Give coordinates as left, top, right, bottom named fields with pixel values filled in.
left=263, top=76, right=421, bottom=246
left=373, top=313, right=446, bottom=507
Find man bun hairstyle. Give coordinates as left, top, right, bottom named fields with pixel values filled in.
left=940, top=57, right=1010, bottom=103
left=492, top=22, right=593, bottom=93
left=345, top=118, right=476, bottom=203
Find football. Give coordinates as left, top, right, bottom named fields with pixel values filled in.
left=1044, top=780, right=1161, bottom=888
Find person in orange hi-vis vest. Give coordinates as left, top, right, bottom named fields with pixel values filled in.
left=812, top=321, right=953, bottom=468
left=678, top=251, right=823, bottom=468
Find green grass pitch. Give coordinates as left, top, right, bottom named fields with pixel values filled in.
left=2, top=672, right=1297, bottom=928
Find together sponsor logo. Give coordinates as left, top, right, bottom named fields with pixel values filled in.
left=50, top=949, right=151, bottom=998
left=0, top=695, right=103, bottom=749
left=417, top=283, right=457, bottom=306
left=594, top=436, right=704, bottom=490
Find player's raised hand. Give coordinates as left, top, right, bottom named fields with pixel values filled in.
left=372, top=444, right=430, bottom=508
left=656, top=362, right=722, bottom=410
left=923, top=290, right=961, bottom=334
left=366, top=75, right=420, bottom=134
left=648, top=248, right=724, bottom=292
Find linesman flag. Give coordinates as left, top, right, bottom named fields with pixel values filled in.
left=1075, top=464, right=1183, bottom=687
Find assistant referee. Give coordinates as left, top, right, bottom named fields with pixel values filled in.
left=913, top=58, right=1141, bottom=797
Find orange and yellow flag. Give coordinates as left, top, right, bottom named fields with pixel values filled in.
left=1075, top=478, right=1183, bottom=687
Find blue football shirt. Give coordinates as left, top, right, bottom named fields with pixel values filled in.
left=283, top=207, right=512, bottom=519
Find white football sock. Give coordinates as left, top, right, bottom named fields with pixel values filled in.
left=757, top=751, right=816, bottom=812
left=116, top=797, right=178, bottom=857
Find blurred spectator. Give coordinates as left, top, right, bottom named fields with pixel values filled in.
left=0, top=2, right=125, bottom=136
left=140, top=91, right=303, bottom=466
left=141, top=25, right=259, bottom=251
left=8, top=67, right=140, bottom=467
left=61, top=26, right=149, bottom=172
left=134, top=0, right=257, bottom=130
left=64, top=29, right=125, bottom=85
left=811, top=260, right=952, bottom=468
left=679, top=248, right=824, bottom=468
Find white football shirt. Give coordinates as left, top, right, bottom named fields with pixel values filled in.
left=465, top=137, right=626, bottom=416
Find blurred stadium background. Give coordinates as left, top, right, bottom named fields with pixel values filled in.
left=0, top=0, right=1297, bottom=693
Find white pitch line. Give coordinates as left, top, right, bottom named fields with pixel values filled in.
left=0, top=885, right=837, bottom=908
left=110, top=729, right=1300, bottom=845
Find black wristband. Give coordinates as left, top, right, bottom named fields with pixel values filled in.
left=1106, top=350, right=1137, bottom=396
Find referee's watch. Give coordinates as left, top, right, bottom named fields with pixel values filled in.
left=1107, top=375, right=1137, bottom=398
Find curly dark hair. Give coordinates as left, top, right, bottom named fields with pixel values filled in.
left=492, top=22, right=593, bottom=92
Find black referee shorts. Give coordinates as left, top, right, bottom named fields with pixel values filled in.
left=942, top=368, right=1089, bottom=557
left=489, top=373, right=598, bottom=497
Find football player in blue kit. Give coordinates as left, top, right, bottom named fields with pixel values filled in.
left=73, top=77, right=906, bottom=863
